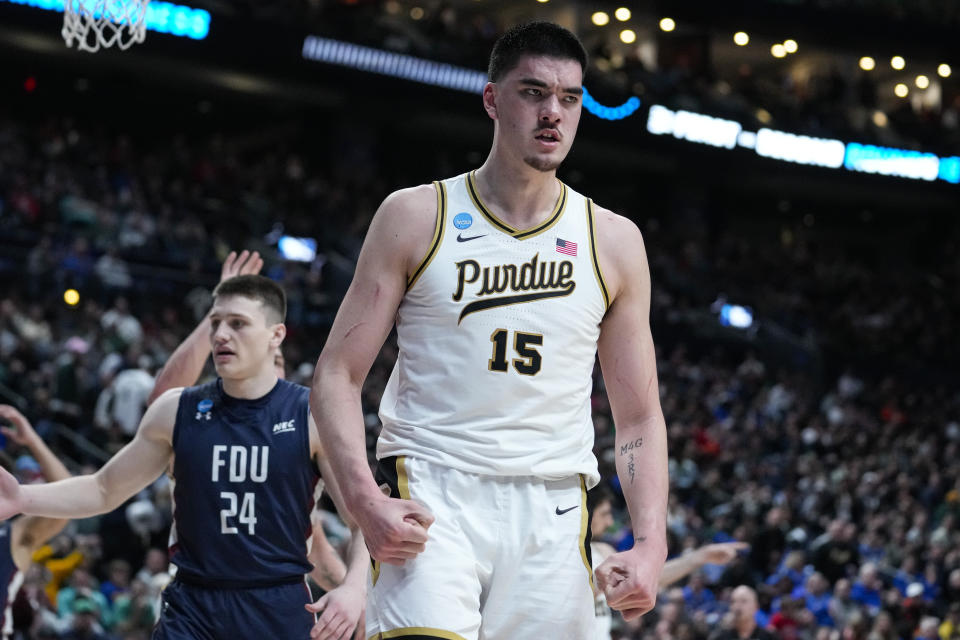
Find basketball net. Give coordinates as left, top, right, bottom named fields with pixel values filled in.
left=62, top=0, right=150, bottom=52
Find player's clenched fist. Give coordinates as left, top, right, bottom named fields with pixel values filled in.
left=355, top=495, right=434, bottom=566
left=595, top=544, right=667, bottom=621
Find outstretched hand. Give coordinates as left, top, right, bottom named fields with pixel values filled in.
left=695, top=541, right=750, bottom=566
left=220, top=250, right=264, bottom=283
left=0, top=404, right=37, bottom=446
left=306, top=582, right=364, bottom=640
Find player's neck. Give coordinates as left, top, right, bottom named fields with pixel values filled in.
left=473, top=157, right=559, bottom=230
left=221, top=369, right=278, bottom=400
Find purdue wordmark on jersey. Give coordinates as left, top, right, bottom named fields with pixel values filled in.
left=378, top=171, right=608, bottom=487
left=453, top=253, right=575, bottom=322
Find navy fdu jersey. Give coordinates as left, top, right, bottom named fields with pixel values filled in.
left=169, top=379, right=319, bottom=586
left=0, top=521, right=23, bottom=639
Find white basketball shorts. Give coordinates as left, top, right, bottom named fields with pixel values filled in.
left=366, top=455, right=595, bottom=640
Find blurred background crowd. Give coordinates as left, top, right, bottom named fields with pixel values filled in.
left=0, top=0, right=958, bottom=639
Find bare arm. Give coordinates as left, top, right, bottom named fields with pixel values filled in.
left=658, top=542, right=750, bottom=589
left=593, top=210, right=669, bottom=620
left=306, top=433, right=371, bottom=639
left=315, top=450, right=368, bottom=589
left=0, top=405, right=72, bottom=569
left=310, top=185, right=436, bottom=564
left=597, top=213, right=668, bottom=550
left=0, top=390, right=178, bottom=519
left=308, top=523, right=347, bottom=592
left=148, top=251, right=263, bottom=405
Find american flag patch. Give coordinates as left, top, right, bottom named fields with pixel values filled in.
left=556, top=238, right=577, bottom=256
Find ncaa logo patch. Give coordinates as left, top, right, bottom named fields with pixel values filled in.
left=453, top=212, right=473, bottom=230
left=197, top=399, right=213, bottom=413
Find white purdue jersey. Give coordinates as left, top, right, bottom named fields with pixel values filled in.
left=378, top=171, right=608, bottom=487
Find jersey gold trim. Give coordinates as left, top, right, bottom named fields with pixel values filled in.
left=397, top=456, right=411, bottom=500
left=578, top=475, right=595, bottom=592
left=371, top=557, right=381, bottom=587
left=407, top=181, right=447, bottom=291
left=466, top=171, right=568, bottom=240
left=371, top=456, right=411, bottom=587
left=586, top=199, right=611, bottom=310
left=371, top=628, right=470, bottom=640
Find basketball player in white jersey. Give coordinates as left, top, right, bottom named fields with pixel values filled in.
left=312, top=21, right=668, bottom=639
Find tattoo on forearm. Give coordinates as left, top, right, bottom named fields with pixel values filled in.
left=635, top=536, right=647, bottom=544
left=628, top=453, right=636, bottom=485
left=619, top=437, right=643, bottom=455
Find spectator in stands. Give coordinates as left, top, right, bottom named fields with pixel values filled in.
left=828, top=578, right=860, bottom=629
left=851, top=563, right=884, bottom=615
left=793, top=571, right=833, bottom=628
left=706, top=585, right=776, bottom=640
left=811, top=519, right=860, bottom=584
left=59, top=595, right=110, bottom=640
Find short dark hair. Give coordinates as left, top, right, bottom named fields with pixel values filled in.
left=488, top=21, right=587, bottom=83
left=213, top=275, right=286, bottom=324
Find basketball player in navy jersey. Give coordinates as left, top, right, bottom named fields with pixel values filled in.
left=0, top=405, right=71, bottom=639
left=145, top=250, right=365, bottom=625
left=312, top=21, right=668, bottom=640
left=0, top=276, right=366, bottom=640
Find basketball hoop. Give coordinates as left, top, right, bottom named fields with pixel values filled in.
left=62, top=0, right=150, bottom=52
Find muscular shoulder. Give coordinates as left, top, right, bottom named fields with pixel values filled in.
left=138, top=387, right=182, bottom=444
left=367, top=183, right=440, bottom=278
left=590, top=203, right=648, bottom=302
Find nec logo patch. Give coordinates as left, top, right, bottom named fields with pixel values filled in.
left=272, top=419, right=296, bottom=434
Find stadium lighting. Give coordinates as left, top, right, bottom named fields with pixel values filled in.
left=620, top=29, right=637, bottom=44
left=64, top=289, right=80, bottom=306
left=783, top=39, right=798, bottom=53
left=891, top=56, right=905, bottom=70
left=916, top=75, right=930, bottom=89
left=659, top=17, right=675, bottom=32
left=0, top=0, right=211, bottom=40
left=614, top=7, right=631, bottom=21
left=859, top=56, right=875, bottom=71
left=939, top=63, right=952, bottom=78
left=872, top=111, right=888, bottom=127
left=410, top=6, right=424, bottom=19
left=733, top=32, right=749, bottom=46
left=591, top=11, right=609, bottom=26
left=771, top=44, right=787, bottom=58
left=894, top=83, right=908, bottom=98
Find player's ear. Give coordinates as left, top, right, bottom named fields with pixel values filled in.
left=270, top=323, right=286, bottom=348
left=482, top=82, right=498, bottom=120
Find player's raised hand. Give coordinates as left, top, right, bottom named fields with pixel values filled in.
left=220, top=250, right=263, bottom=283
left=695, top=541, right=749, bottom=566
left=0, top=404, right=38, bottom=446
left=0, top=465, right=24, bottom=520
left=306, top=582, right=364, bottom=640
left=356, top=495, right=434, bottom=566
left=595, top=545, right=665, bottom=621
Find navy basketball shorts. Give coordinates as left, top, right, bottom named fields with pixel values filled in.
left=152, top=577, right=315, bottom=640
